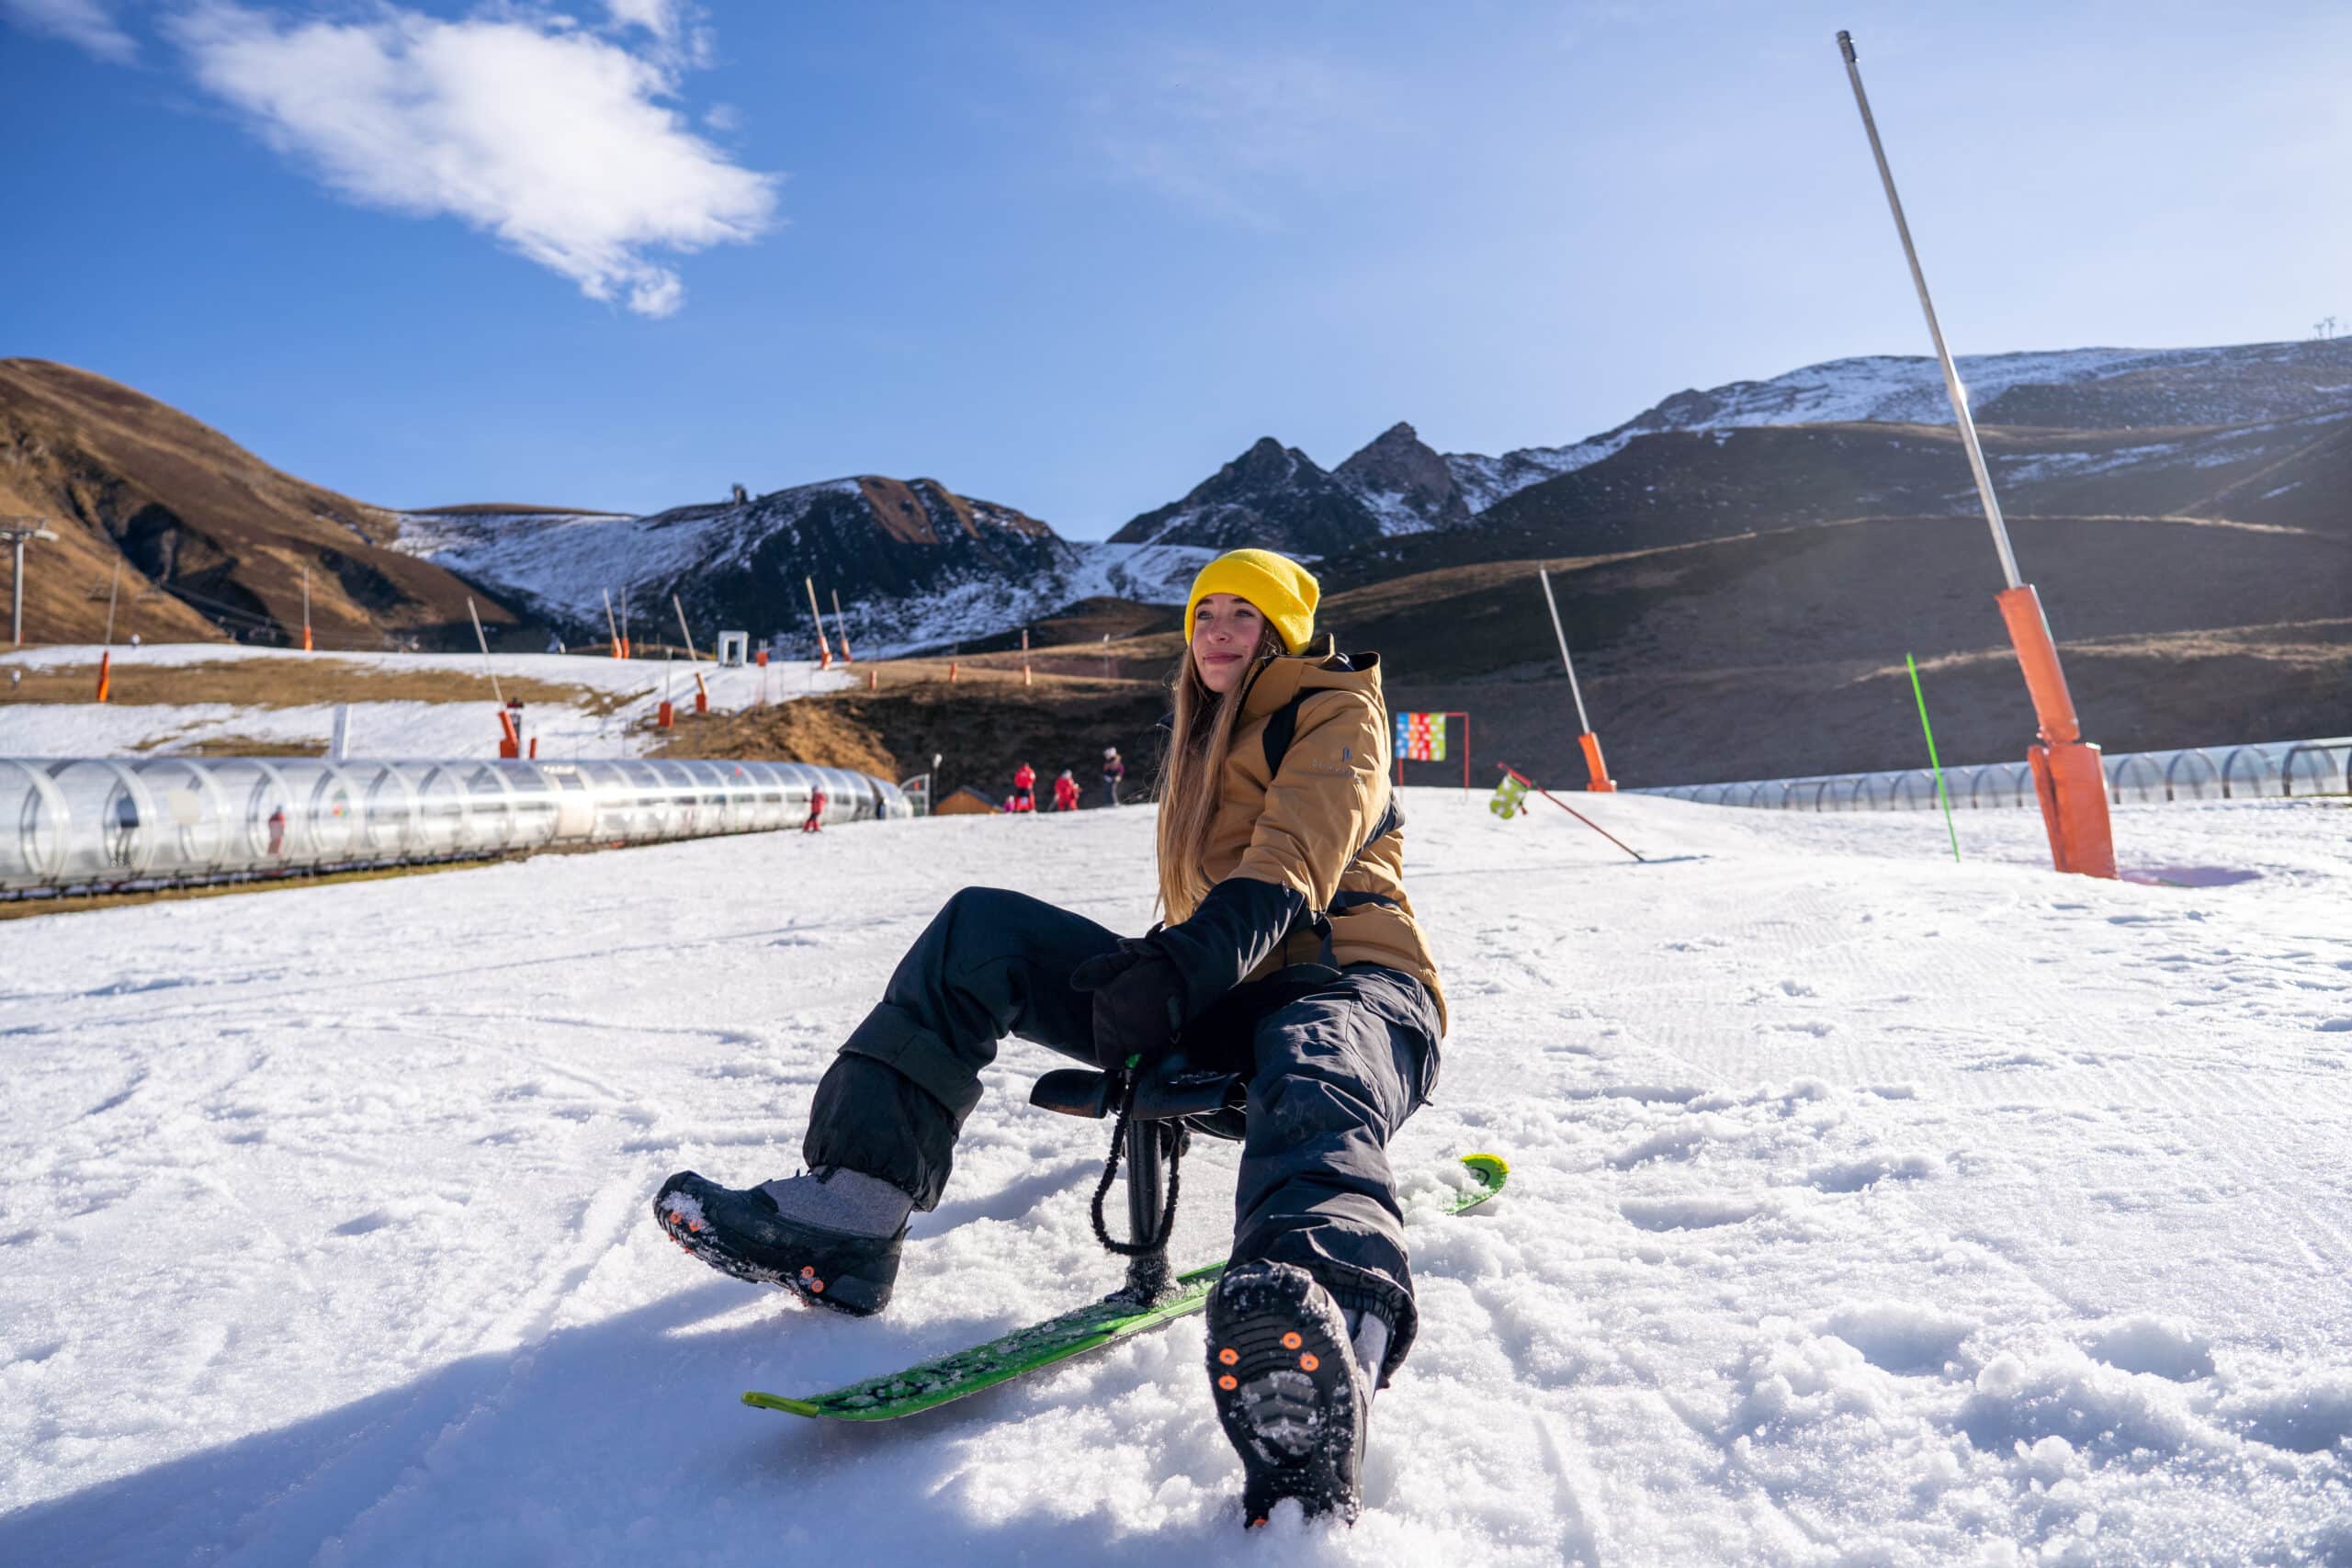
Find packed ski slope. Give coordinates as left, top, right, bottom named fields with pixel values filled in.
left=0, top=643, right=848, bottom=760
left=2, top=793, right=2347, bottom=1565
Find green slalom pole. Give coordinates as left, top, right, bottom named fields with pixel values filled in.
left=1907, top=653, right=1962, bottom=863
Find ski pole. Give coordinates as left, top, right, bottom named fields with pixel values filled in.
left=1498, top=764, right=1645, bottom=862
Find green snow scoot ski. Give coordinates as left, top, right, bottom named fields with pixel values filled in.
left=744, top=1153, right=1505, bottom=1420
left=741, top=1044, right=1507, bottom=1422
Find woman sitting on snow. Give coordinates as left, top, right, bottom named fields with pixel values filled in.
left=655, top=547, right=1444, bottom=1526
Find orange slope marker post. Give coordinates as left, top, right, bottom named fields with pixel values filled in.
left=1537, top=567, right=1615, bottom=792
left=831, top=588, right=854, bottom=664
left=301, top=565, right=313, bottom=651
left=805, top=576, right=833, bottom=670
left=1839, top=29, right=2114, bottom=877
left=95, top=556, right=121, bottom=703
left=672, top=594, right=712, bottom=713
left=466, top=597, right=520, bottom=758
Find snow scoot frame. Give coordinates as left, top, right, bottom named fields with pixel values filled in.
left=742, top=1050, right=1508, bottom=1421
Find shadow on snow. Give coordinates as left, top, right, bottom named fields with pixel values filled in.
left=3, top=1275, right=1239, bottom=1567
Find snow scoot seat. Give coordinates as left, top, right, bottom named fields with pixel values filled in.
left=741, top=1047, right=1508, bottom=1422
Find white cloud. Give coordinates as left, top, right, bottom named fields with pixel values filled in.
left=601, top=0, right=709, bottom=71
left=170, top=3, right=776, bottom=317
left=1, top=0, right=137, bottom=62
left=605, top=0, right=680, bottom=40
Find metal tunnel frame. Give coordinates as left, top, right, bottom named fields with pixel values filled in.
left=1, top=757, right=910, bottom=899
left=1633, top=737, right=2352, bottom=814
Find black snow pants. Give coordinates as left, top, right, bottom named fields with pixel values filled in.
left=803, top=886, right=1442, bottom=1374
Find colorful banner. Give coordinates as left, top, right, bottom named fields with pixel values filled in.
left=1394, top=711, right=1445, bottom=762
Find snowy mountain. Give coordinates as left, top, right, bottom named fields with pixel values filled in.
left=1102, top=423, right=1475, bottom=558
left=25, top=336, right=2346, bottom=661
left=1322, top=405, right=2352, bottom=593
left=1106, top=436, right=1386, bottom=556
left=399, top=480, right=1216, bottom=658
left=1444, top=337, right=2352, bottom=512
left=1107, top=339, right=2352, bottom=572
left=1333, top=422, right=1475, bottom=532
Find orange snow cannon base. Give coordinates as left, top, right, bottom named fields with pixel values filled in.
left=1996, top=584, right=2117, bottom=880
left=1577, top=731, right=1615, bottom=793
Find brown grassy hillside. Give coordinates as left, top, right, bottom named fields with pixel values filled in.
left=1355, top=513, right=2351, bottom=787
left=953, top=513, right=2349, bottom=791
left=0, top=360, right=534, bottom=649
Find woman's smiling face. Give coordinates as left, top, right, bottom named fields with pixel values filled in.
left=1191, top=592, right=1267, bottom=694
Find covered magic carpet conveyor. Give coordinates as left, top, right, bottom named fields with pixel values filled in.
left=0, top=755, right=911, bottom=900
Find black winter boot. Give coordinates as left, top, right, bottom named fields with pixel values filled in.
left=653, top=1168, right=906, bottom=1315
left=1205, top=1261, right=1385, bottom=1528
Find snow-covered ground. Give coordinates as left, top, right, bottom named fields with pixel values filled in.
left=0, top=644, right=849, bottom=760
left=2, top=793, right=2347, bottom=1565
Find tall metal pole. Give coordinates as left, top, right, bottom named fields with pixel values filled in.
left=465, top=596, right=506, bottom=705
left=673, top=592, right=712, bottom=711
left=1836, top=29, right=2113, bottom=878
left=1837, top=29, right=2020, bottom=590
left=2, top=521, right=57, bottom=646
left=1538, top=568, right=1593, bottom=732
left=1538, top=567, right=1616, bottom=791
left=831, top=588, right=855, bottom=663
left=804, top=576, right=833, bottom=665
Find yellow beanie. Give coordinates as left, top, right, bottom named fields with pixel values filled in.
left=1184, top=548, right=1319, bottom=655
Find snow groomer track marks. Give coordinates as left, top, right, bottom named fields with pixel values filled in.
left=2, top=793, right=2347, bottom=1562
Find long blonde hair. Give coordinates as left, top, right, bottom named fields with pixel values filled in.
left=1154, top=625, right=1284, bottom=921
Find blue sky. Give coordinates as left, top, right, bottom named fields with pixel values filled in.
left=3, top=2, right=2346, bottom=536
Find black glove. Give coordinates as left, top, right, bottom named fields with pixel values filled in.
left=1070, top=942, right=1188, bottom=1074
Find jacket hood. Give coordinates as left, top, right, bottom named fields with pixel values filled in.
left=1238, top=634, right=1382, bottom=724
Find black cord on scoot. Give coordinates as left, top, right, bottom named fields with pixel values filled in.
left=1089, top=1068, right=1185, bottom=1304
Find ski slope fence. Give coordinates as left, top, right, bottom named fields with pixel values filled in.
left=0, top=756, right=911, bottom=900
left=1637, top=736, right=2352, bottom=812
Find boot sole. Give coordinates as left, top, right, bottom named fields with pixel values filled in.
left=1206, top=1264, right=1364, bottom=1528
left=653, top=1190, right=889, bottom=1316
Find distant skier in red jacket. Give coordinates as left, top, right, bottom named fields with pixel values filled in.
left=1012, top=762, right=1036, bottom=813
left=802, top=785, right=826, bottom=833
left=1052, top=770, right=1080, bottom=811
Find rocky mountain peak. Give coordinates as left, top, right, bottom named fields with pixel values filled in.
left=1335, top=421, right=1470, bottom=531
left=1107, top=435, right=1375, bottom=556
left=1221, top=436, right=1309, bottom=488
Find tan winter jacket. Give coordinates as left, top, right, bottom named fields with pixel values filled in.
left=1194, top=638, right=1447, bottom=1032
